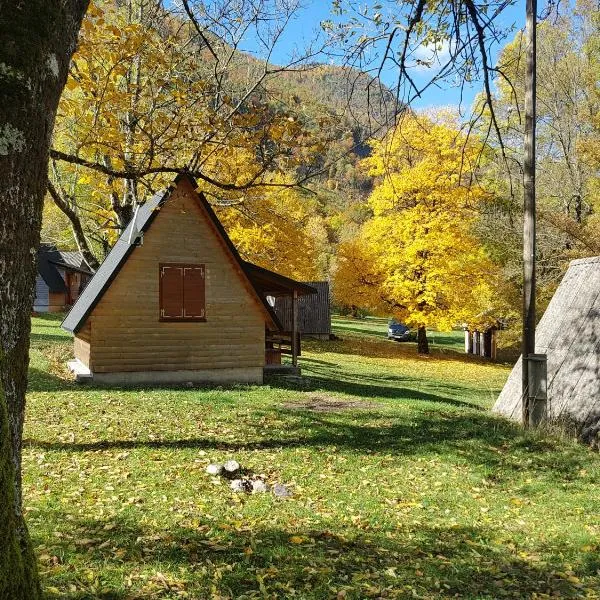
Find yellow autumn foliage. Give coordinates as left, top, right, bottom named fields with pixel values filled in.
left=334, top=113, right=499, bottom=330
left=53, top=0, right=325, bottom=277
left=214, top=178, right=327, bottom=281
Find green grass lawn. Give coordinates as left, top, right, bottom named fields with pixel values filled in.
left=23, top=314, right=600, bottom=599
left=331, top=315, right=466, bottom=352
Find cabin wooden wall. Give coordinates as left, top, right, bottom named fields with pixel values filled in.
left=48, top=292, right=67, bottom=312
left=274, top=281, right=331, bottom=337
left=74, top=337, right=91, bottom=367
left=74, top=321, right=92, bottom=368
left=80, top=179, right=266, bottom=380
left=33, top=275, right=49, bottom=312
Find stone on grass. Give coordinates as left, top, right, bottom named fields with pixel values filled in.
left=205, top=463, right=224, bottom=476
left=251, top=479, right=269, bottom=494
left=272, top=483, right=292, bottom=498
left=230, top=479, right=252, bottom=493
left=223, top=460, right=240, bottom=475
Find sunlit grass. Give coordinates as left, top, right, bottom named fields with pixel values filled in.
left=23, top=314, right=600, bottom=599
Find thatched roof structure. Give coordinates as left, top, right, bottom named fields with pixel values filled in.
left=493, top=257, right=600, bottom=443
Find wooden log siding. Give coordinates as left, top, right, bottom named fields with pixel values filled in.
left=75, top=179, right=265, bottom=374
left=274, top=281, right=331, bottom=336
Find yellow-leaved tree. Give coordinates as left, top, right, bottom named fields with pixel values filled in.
left=49, top=0, right=327, bottom=279
left=334, top=113, right=499, bottom=353
left=214, top=175, right=328, bottom=280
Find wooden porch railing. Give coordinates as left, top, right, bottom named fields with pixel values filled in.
left=266, top=332, right=301, bottom=356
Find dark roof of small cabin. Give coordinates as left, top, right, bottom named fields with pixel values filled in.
left=243, top=262, right=317, bottom=297
left=62, top=174, right=315, bottom=334
left=51, top=250, right=94, bottom=273
left=38, top=245, right=93, bottom=293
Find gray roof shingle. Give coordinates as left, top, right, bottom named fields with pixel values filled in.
left=61, top=188, right=164, bottom=333
left=38, top=244, right=93, bottom=293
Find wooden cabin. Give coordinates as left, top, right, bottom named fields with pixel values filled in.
left=274, top=281, right=331, bottom=340
left=34, top=244, right=94, bottom=313
left=464, top=328, right=498, bottom=360
left=62, top=174, right=315, bottom=385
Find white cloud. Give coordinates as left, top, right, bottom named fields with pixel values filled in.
left=410, top=40, right=451, bottom=71
left=417, top=104, right=461, bottom=120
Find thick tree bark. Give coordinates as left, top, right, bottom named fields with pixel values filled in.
left=0, top=1, right=89, bottom=596
left=111, top=185, right=135, bottom=231
left=417, top=326, right=429, bottom=354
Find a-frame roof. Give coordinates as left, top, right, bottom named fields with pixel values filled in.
left=62, top=174, right=312, bottom=334
left=38, top=244, right=93, bottom=294
left=493, top=256, right=600, bottom=433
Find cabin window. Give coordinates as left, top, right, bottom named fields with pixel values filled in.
left=159, top=263, right=206, bottom=321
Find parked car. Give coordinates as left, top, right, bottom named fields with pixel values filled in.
left=387, top=319, right=414, bottom=341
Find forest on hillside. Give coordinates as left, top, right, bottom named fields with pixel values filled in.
left=44, top=0, right=600, bottom=346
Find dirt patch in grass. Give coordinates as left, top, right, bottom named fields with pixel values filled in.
left=281, top=393, right=375, bottom=412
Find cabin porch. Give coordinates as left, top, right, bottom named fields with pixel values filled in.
left=243, top=262, right=316, bottom=376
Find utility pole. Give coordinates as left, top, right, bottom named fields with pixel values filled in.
left=522, top=0, right=537, bottom=427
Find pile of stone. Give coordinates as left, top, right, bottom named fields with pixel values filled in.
left=205, top=460, right=292, bottom=497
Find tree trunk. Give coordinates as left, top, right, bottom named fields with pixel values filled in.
left=47, top=181, right=100, bottom=270
left=0, top=386, right=39, bottom=598
left=110, top=186, right=134, bottom=231
left=417, top=326, right=429, bottom=354
left=574, top=194, right=582, bottom=224
left=0, top=1, right=89, bottom=596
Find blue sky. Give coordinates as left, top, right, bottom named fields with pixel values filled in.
left=238, top=1, right=526, bottom=114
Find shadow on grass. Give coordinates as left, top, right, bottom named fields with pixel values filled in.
left=332, top=323, right=389, bottom=337
left=285, top=358, right=495, bottom=406
left=25, top=409, right=589, bottom=482
left=32, top=312, right=65, bottom=323
left=270, top=370, right=483, bottom=409
left=38, top=513, right=593, bottom=599
left=30, top=331, right=71, bottom=345
left=305, top=336, right=506, bottom=365
left=27, top=367, right=73, bottom=393
left=31, top=327, right=71, bottom=350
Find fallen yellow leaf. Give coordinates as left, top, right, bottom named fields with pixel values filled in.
left=289, top=535, right=305, bottom=544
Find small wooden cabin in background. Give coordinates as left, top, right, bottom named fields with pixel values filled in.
left=62, top=174, right=315, bottom=385
left=464, top=328, right=499, bottom=360
left=34, top=244, right=94, bottom=313
left=274, top=281, right=331, bottom=340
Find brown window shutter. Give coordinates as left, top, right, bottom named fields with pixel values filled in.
left=160, top=265, right=184, bottom=318
left=183, top=265, right=205, bottom=319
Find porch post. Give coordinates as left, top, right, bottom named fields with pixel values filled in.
left=291, top=289, right=298, bottom=368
